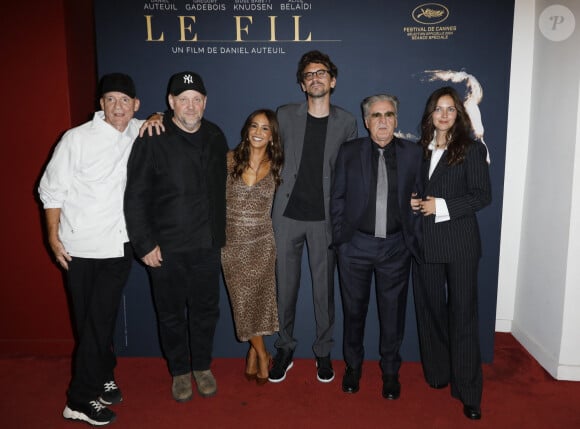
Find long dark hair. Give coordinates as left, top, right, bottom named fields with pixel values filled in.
left=231, top=109, right=284, bottom=187
left=419, top=86, right=473, bottom=165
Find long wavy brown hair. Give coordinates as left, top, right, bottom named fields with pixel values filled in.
left=419, top=86, right=473, bottom=165
left=231, top=109, right=284, bottom=187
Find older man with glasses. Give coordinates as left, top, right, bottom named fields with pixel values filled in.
left=330, top=94, right=423, bottom=399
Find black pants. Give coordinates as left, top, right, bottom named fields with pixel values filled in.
left=413, top=258, right=483, bottom=407
left=148, top=248, right=220, bottom=376
left=337, top=231, right=411, bottom=375
left=66, top=242, right=133, bottom=404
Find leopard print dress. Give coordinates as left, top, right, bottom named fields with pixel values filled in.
left=221, top=167, right=279, bottom=342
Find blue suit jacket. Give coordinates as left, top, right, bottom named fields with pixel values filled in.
left=330, top=136, right=423, bottom=261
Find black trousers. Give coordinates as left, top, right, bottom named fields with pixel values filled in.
left=148, top=248, right=220, bottom=376
left=66, top=242, right=133, bottom=404
left=337, top=231, right=411, bottom=375
left=413, top=258, right=483, bottom=407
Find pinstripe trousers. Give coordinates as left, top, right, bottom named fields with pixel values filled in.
left=413, top=258, right=483, bottom=407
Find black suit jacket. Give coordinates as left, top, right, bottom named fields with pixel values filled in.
left=124, top=114, right=228, bottom=258
left=421, top=140, right=491, bottom=263
left=330, top=136, right=423, bottom=261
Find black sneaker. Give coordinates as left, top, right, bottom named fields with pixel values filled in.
left=63, top=400, right=116, bottom=426
left=315, top=355, right=335, bottom=383
left=99, top=380, right=123, bottom=405
left=268, top=350, right=294, bottom=383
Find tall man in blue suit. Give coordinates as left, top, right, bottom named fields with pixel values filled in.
left=330, top=94, right=422, bottom=399
left=269, top=51, right=357, bottom=383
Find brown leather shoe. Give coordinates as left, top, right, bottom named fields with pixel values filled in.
left=172, top=372, right=192, bottom=402
left=193, top=370, right=217, bottom=397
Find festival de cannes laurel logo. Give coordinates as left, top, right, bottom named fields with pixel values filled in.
left=412, top=3, right=450, bottom=25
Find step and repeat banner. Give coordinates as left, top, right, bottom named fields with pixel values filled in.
left=96, top=0, right=515, bottom=361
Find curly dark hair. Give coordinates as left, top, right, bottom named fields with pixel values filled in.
left=231, top=109, right=284, bottom=187
left=419, top=86, right=474, bottom=166
left=296, top=50, right=338, bottom=84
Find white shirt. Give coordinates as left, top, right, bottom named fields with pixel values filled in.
left=427, top=137, right=450, bottom=224
left=39, top=111, right=144, bottom=258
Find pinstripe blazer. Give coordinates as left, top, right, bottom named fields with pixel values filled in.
left=421, top=140, right=491, bottom=263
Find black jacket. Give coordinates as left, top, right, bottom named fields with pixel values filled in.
left=124, top=113, right=228, bottom=258
left=330, top=136, right=423, bottom=261
left=421, top=140, right=491, bottom=263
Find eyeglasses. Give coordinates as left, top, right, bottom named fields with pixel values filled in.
left=302, top=69, right=331, bottom=81
left=369, top=111, right=396, bottom=120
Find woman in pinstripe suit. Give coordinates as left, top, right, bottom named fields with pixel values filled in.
left=411, top=86, right=491, bottom=420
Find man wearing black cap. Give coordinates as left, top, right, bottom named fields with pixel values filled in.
left=124, top=71, right=228, bottom=403
left=39, top=73, right=143, bottom=426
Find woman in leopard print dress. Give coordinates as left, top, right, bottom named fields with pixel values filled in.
left=222, top=109, right=283, bottom=385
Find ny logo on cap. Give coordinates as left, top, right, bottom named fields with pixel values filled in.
left=183, top=74, right=194, bottom=84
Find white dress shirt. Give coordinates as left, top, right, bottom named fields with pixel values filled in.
left=428, top=137, right=450, bottom=224
left=39, top=111, right=144, bottom=258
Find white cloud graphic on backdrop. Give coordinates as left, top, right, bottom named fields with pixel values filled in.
left=398, top=69, right=490, bottom=164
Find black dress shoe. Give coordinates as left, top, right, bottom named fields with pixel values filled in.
left=463, top=405, right=482, bottom=420
left=342, top=366, right=361, bottom=393
left=382, top=374, right=401, bottom=400
left=429, top=382, right=448, bottom=389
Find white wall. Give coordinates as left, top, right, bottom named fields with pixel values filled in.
left=496, top=0, right=536, bottom=334
left=497, top=0, right=580, bottom=380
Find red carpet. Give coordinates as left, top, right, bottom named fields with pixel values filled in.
left=1, top=334, right=579, bottom=428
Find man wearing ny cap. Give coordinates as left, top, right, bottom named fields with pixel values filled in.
left=39, top=73, right=143, bottom=426
left=124, top=71, right=228, bottom=403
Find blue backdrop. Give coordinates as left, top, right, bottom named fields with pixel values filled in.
left=95, top=0, right=515, bottom=363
